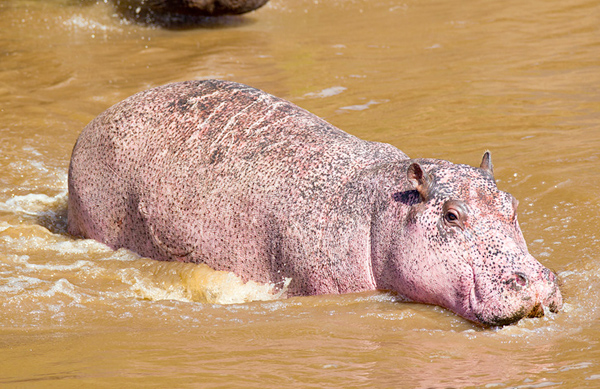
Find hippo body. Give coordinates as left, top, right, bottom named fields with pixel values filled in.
left=112, top=0, right=269, bottom=26
left=113, top=0, right=269, bottom=15
left=68, top=80, right=562, bottom=325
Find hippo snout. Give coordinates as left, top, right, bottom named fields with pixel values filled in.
left=540, top=268, right=563, bottom=314
left=523, top=269, right=562, bottom=320
left=511, top=265, right=562, bottom=320
left=513, top=266, right=563, bottom=322
left=468, top=260, right=563, bottom=327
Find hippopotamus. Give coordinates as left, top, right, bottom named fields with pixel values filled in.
left=67, top=79, right=563, bottom=326
left=111, top=0, right=269, bottom=26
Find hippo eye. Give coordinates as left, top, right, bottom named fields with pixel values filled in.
left=442, top=200, right=467, bottom=229
left=445, top=210, right=459, bottom=222
left=444, top=210, right=459, bottom=224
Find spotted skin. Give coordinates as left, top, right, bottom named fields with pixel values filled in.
left=68, top=80, right=562, bottom=326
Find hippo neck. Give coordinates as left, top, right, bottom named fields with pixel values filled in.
left=361, top=160, right=421, bottom=293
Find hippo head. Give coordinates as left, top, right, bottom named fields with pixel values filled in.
left=385, top=152, right=562, bottom=326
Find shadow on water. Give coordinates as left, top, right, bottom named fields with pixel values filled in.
left=35, top=198, right=69, bottom=236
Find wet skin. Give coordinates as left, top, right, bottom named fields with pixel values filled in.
left=68, top=80, right=563, bottom=326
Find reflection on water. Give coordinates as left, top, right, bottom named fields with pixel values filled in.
left=1, top=0, right=600, bottom=387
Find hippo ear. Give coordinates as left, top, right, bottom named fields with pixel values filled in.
left=407, top=163, right=431, bottom=202
left=480, top=151, right=494, bottom=177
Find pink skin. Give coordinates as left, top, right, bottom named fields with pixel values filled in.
left=68, top=80, right=562, bottom=326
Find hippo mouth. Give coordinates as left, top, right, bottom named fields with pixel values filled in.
left=467, top=280, right=562, bottom=327
left=472, top=303, right=541, bottom=327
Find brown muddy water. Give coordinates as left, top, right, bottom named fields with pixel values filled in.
left=1, top=0, right=599, bottom=387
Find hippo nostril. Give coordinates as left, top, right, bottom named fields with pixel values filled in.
left=543, top=268, right=559, bottom=285
left=508, top=272, right=529, bottom=291
left=515, top=272, right=528, bottom=287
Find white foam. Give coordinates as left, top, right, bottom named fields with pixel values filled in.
left=127, top=272, right=192, bottom=302
left=40, top=278, right=82, bottom=303
left=24, top=259, right=93, bottom=272
left=0, top=191, right=67, bottom=216
left=339, top=99, right=387, bottom=111
left=118, top=261, right=293, bottom=305
left=0, top=274, right=43, bottom=293
left=303, top=86, right=347, bottom=99
left=63, top=15, right=119, bottom=33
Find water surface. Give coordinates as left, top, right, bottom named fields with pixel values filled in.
left=1, top=0, right=600, bottom=387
